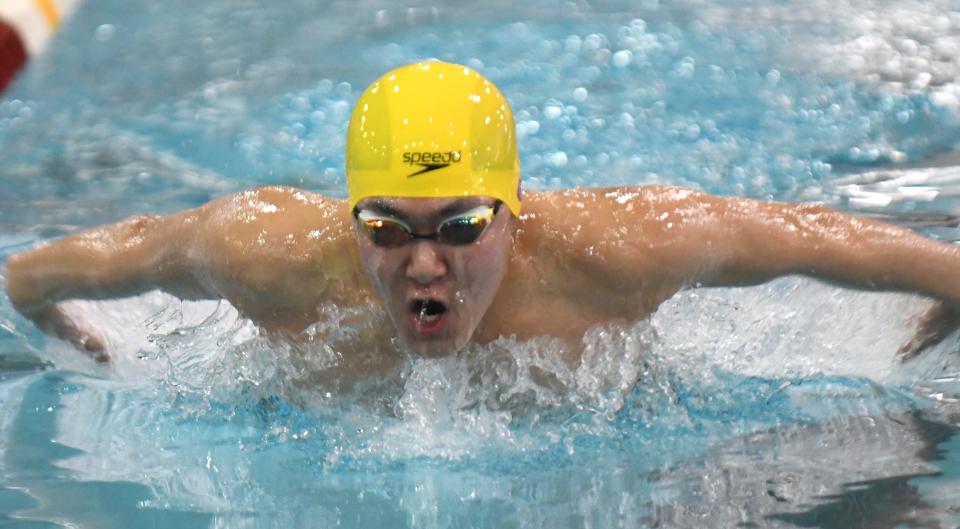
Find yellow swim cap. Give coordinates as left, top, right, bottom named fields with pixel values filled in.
left=346, top=61, right=521, bottom=215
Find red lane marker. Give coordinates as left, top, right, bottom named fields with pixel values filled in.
left=0, top=18, right=28, bottom=93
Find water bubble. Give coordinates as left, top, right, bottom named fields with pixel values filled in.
left=331, top=101, right=350, bottom=116
left=591, top=49, right=612, bottom=66
left=536, top=40, right=551, bottom=58
left=911, top=72, right=932, bottom=89
left=405, top=7, right=418, bottom=25
left=292, top=97, right=311, bottom=112
left=708, top=65, right=725, bottom=80
left=583, top=34, right=605, bottom=52
left=612, top=50, right=633, bottom=68
left=274, top=131, right=292, bottom=146
left=543, top=105, right=563, bottom=119
left=95, top=24, right=116, bottom=43
left=673, top=57, right=695, bottom=77
left=518, top=120, right=540, bottom=137
left=546, top=151, right=568, bottom=167
left=572, top=87, right=588, bottom=102
left=564, top=35, right=582, bottom=54
left=509, top=22, right=529, bottom=35
left=337, top=82, right=352, bottom=95
left=202, top=85, right=218, bottom=101
left=930, top=91, right=958, bottom=109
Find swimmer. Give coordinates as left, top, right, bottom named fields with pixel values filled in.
left=5, top=61, right=960, bottom=367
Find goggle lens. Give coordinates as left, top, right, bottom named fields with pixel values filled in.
left=437, top=215, right=489, bottom=245
left=363, top=218, right=411, bottom=247
left=356, top=202, right=500, bottom=248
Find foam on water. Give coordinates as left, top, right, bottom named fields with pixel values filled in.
left=6, top=273, right=949, bottom=459
left=0, top=279, right=957, bottom=526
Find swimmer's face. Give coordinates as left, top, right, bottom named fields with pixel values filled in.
left=353, top=196, right=514, bottom=357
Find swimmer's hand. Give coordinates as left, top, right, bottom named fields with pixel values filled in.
left=898, top=302, right=960, bottom=362
left=26, top=304, right=108, bottom=362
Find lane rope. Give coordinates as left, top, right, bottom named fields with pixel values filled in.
left=0, top=0, right=80, bottom=93
left=33, top=0, right=61, bottom=29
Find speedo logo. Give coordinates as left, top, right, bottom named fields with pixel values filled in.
left=403, top=151, right=462, bottom=177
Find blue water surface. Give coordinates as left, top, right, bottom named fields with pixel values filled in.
left=2, top=0, right=960, bottom=527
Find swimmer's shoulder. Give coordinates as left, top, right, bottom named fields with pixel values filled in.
left=189, top=187, right=370, bottom=314
left=516, top=185, right=715, bottom=283
left=197, top=186, right=352, bottom=257
left=519, top=185, right=703, bottom=232
left=201, top=185, right=348, bottom=226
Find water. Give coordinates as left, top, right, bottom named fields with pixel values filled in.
left=2, top=0, right=960, bottom=527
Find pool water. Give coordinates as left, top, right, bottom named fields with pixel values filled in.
left=2, top=0, right=960, bottom=527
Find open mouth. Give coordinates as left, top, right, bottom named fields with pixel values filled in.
left=408, top=298, right=449, bottom=336
left=409, top=299, right=447, bottom=322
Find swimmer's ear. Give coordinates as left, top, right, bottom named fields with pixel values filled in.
left=897, top=301, right=960, bottom=362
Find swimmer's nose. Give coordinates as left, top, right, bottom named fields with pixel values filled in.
left=406, top=241, right=447, bottom=284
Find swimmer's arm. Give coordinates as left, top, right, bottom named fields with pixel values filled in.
left=3, top=210, right=212, bottom=358
left=693, top=196, right=960, bottom=303
left=548, top=186, right=960, bottom=357
left=5, top=186, right=362, bottom=342
left=581, top=186, right=960, bottom=300
left=4, top=209, right=214, bottom=315
left=687, top=193, right=960, bottom=358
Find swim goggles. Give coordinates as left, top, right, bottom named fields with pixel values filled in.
left=353, top=201, right=502, bottom=248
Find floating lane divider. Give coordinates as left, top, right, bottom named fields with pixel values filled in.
left=0, top=0, right=82, bottom=93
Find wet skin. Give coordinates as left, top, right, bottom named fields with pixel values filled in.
left=352, top=196, right=513, bottom=358
left=6, top=184, right=960, bottom=366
